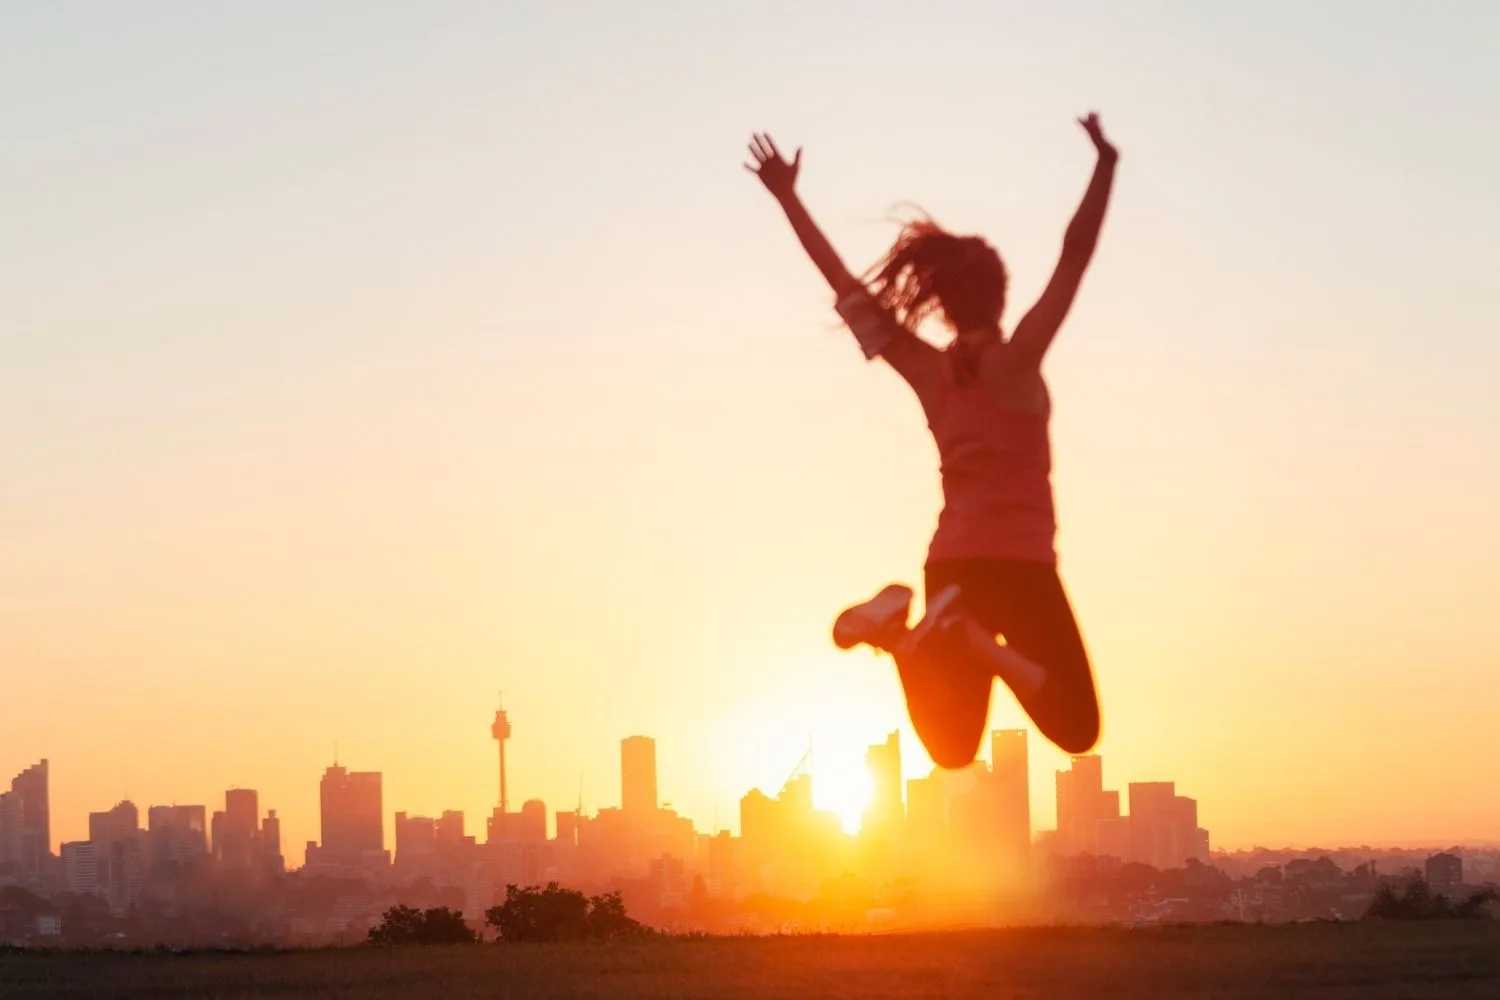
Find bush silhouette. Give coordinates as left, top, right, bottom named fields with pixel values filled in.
left=1364, top=874, right=1498, bottom=921
left=485, top=882, right=646, bottom=942
left=368, top=904, right=478, bottom=944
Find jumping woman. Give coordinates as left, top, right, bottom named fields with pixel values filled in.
left=745, top=113, right=1118, bottom=767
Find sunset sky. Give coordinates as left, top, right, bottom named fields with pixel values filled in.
left=3, top=2, right=1497, bottom=858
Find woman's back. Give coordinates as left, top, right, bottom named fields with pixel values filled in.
left=926, top=370, right=1057, bottom=566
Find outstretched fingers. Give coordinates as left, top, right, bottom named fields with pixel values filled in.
left=745, top=132, right=794, bottom=169
left=744, top=133, right=770, bottom=172
left=743, top=132, right=803, bottom=196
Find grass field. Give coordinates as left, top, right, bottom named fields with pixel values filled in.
left=3, top=923, right=1499, bottom=999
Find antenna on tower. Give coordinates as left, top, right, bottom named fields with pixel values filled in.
left=491, top=699, right=513, bottom=814
left=779, top=744, right=813, bottom=797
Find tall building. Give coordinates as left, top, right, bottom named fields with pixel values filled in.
left=1049, top=759, right=1210, bottom=869
left=905, top=773, right=948, bottom=847
left=213, top=788, right=261, bottom=869
left=1055, top=754, right=1117, bottom=856
left=88, top=800, right=144, bottom=913
left=706, top=828, right=736, bottom=897
left=226, top=789, right=258, bottom=834
left=261, top=809, right=285, bottom=873
left=89, top=800, right=139, bottom=846
left=147, top=805, right=208, bottom=866
left=492, top=704, right=512, bottom=813
left=320, top=764, right=383, bottom=861
left=736, top=769, right=841, bottom=897
left=555, top=810, right=581, bottom=850
left=1, top=761, right=50, bottom=876
left=394, top=812, right=438, bottom=872
left=621, top=736, right=657, bottom=815
left=435, top=811, right=465, bottom=850
left=862, top=731, right=904, bottom=838
left=1426, top=852, right=1463, bottom=890
left=990, top=729, right=1031, bottom=858
left=1126, top=781, right=1209, bottom=870
left=394, top=809, right=467, bottom=873
left=61, top=841, right=99, bottom=895
left=519, top=799, right=547, bottom=843
left=0, top=791, right=18, bottom=869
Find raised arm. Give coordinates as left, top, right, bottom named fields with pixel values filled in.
left=744, top=134, right=859, bottom=297
left=745, top=133, right=940, bottom=389
left=1008, top=113, right=1119, bottom=368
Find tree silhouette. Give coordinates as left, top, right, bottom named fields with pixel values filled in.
left=585, top=889, right=642, bottom=939
left=486, top=883, right=589, bottom=943
left=1365, top=874, right=1498, bottom=921
left=368, top=904, right=478, bottom=944
left=1454, top=888, right=1499, bottom=919
left=484, top=883, right=645, bottom=943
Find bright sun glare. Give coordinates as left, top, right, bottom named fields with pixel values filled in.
left=814, top=756, right=875, bottom=835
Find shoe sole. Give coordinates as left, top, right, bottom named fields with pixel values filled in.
left=896, top=584, right=963, bottom=659
left=833, top=584, right=914, bottom=650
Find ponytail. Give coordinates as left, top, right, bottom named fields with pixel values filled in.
left=864, top=216, right=1007, bottom=335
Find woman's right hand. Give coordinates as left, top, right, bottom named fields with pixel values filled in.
left=745, top=132, right=802, bottom=201
left=1078, top=112, right=1118, bottom=163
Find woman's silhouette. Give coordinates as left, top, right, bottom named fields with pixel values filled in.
left=746, top=114, right=1118, bottom=766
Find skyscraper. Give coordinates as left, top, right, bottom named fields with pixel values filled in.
left=1126, top=781, right=1208, bottom=869
left=61, top=841, right=99, bottom=895
left=147, top=805, right=208, bottom=866
left=990, top=729, right=1031, bottom=858
left=261, top=809, right=284, bottom=873
left=226, top=789, right=258, bottom=833
left=519, top=799, right=547, bottom=843
left=1056, top=754, right=1116, bottom=856
left=2, top=760, right=50, bottom=876
left=0, top=791, right=18, bottom=868
left=394, top=812, right=437, bottom=871
left=904, top=774, right=948, bottom=846
left=320, top=764, right=383, bottom=860
left=621, top=736, right=657, bottom=815
left=435, top=811, right=465, bottom=850
left=862, top=731, right=904, bottom=837
left=214, top=788, right=260, bottom=869
left=88, top=800, right=143, bottom=914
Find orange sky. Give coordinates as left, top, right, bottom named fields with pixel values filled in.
left=2, top=3, right=1498, bottom=857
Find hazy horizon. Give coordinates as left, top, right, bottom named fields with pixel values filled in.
left=3, top=2, right=1498, bottom=858
left=11, top=743, right=1500, bottom=860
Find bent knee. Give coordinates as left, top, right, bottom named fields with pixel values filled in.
left=1048, top=706, right=1101, bottom=756
left=929, top=742, right=979, bottom=771
left=924, top=725, right=985, bottom=770
left=1055, top=726, right=1100, bottom=756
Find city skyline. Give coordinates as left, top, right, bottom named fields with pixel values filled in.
left=10, top=693, right=1498, bottom=858
left=13, top=713, right=1496, bottom=939
left=5, top=701, right=1486, bottom=865
left=5, top=723, right=1220, bottom=913
left=13, top=732, right=1489, bottom=947
left=11, top=709, right=1216, bottom=857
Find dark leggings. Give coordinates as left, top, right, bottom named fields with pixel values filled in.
left=904, top=558, right=1101, bottom=768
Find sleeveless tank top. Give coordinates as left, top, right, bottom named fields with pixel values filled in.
left=925, top=362, right=1058, bottom=567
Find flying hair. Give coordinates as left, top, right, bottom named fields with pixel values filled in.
left=862, top=207, right=1008, bottom=336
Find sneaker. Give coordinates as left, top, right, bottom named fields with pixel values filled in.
left=894, top=584, right=963, bottom=660
left=832, top=584, right=914, bottom=651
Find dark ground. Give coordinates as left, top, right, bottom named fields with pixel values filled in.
left=3, top=922, right=1499, bottom=999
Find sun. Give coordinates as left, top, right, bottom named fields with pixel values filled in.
left=813, top=752, right=875, bottom=835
